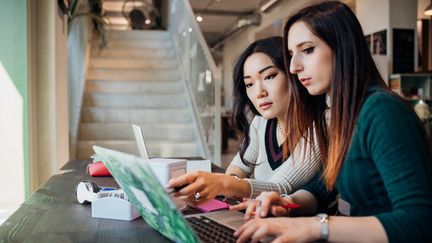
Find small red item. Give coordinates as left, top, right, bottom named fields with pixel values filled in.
left=87, top=161, right=112, bottom=177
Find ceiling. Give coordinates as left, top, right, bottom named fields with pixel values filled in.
left=189, top=0, right=264, bottom=47
left=102, top=0, right=356, bottom=50
left=189, top=0, right=356, bottom=49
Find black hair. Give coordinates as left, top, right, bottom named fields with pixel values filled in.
left=231, top=36, right=285, bottom=166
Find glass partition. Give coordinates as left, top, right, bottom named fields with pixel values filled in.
left=168, top=0, right=221, bottom=164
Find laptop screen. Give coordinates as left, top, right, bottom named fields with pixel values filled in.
left=93, top=145, right=199, bottom=243
left=132, top=124, right=150, bottom=159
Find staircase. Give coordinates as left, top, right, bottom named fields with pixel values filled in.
left=76, top=30, right=202, bottom=159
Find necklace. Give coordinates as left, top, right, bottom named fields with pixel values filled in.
left=277, top=120, right=285, bottom=139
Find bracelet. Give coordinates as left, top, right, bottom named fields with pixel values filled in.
left=229, top=173, right=241, bottom=181
left=280, top=193, right=294, bottom=201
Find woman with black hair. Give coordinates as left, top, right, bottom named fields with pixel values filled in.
left=234, top=2, right=432, bottom=242
left=168, top=36, right=320, bottom=205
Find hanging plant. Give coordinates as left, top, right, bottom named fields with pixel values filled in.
left=68, top=0, right=108, bottom=48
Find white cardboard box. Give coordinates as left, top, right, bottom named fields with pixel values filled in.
left=146, top=158, right=187, bottom=187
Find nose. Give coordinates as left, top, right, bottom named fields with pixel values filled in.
left=289, top=55, right=303, bottom=74
left=256, top=82, right=267, bottom=98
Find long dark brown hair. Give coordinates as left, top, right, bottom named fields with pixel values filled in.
left=282, top=1, right=388, bottom=189
left=231, top=36, right=286, bottom=166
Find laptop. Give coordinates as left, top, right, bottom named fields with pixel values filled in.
left=93, top=145, right=245, bottom=243
left=132, top=124, right=150, bottom=159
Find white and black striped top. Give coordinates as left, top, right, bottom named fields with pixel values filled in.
left=229, top=116, right=321, bottom=198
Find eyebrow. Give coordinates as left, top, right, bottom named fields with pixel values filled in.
left=288, top=41, right=315, bottom=52
left=243, top=65, right=275, bottom=79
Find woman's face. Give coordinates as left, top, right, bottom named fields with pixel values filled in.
left=287, top=21, right=333, bottom=96
left=243, top=52, right=288, bottom=120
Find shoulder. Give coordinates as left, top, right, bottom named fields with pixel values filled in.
left=357, top=88, right=422, bottom=139
left=360, top=89, right=414, bottom=121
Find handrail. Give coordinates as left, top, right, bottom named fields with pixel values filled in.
left=167, top=0, right=222, bottom=164
left=67, top=16, right=92, bottom=159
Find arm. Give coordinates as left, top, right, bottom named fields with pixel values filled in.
left=167, top=117, right=262, bottom=202
left=358, top=93, right=432, bottom=242
left=235, top=216, right=387, bottom=243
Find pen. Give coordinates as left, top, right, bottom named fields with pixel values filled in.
left=280, top=203, right=301, bottom=209
left=250, top=203, right=301, bottom=217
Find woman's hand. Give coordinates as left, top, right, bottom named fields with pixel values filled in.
left=167, top=172, right=226, bottom=205
left=234, top=217, right=320, bottom=243
left=231, top=191, right=293, bottom=220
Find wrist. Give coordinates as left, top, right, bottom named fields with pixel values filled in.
left=314, top=213, right=329, bottom=241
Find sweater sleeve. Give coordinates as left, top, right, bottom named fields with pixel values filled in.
left=229, top=116, right=261, bottom=176
left=300, top=172, right=338, bottom=212
left=246, top=128, right=321, bottom=198
left=359, top=93, right=432, bottom=243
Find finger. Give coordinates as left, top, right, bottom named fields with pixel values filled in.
left=244, top=200, right=258, bottom=220
left=167, top=172, right=198, bottom=188
left=271, top=234, right=294, bottom=243
left=235, top=220, right=259, bottom=243
left=271, top=206, right=289, bottom=217
left=250, top=223, right=269, bottom=243
left=234, top=218, right=253, bottom=237
left=229, top=201, right=248, bottom=211
left=259, top=193, right=280, bottom=217
left=254, top=203, right=263, bottom=219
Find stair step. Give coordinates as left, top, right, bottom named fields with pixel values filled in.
left=77, top=140, right=200, bottom=159
left=83, top=93, right=188, bottom=108
left=106, top=30, right=170, bottom=41
left=82, top=107, right=192, bottom=123
left=87, top=68, right=179, bottom=81
left=79, top=123, right=196, bottom=141
left=86, top=80, right=184, bottom=94
left=89, top=58, right=177, bottom=69
left=91, top=48, right=176, bottom=59
left=97, top=39, right=173, bottom=50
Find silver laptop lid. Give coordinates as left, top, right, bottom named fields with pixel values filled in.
left=132, top=124, right=150, bottom=159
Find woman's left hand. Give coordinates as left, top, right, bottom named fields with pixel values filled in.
left=234, top=217, right=320, bottom=243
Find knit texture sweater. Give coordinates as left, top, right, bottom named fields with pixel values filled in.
left=230, top=116, right=321, bottom=198
left=303, top=87, right=432, bottom=242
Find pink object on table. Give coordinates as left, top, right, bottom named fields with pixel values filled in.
left=193, top=199, right=230, bottom=213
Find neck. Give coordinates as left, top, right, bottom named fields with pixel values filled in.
left=277, top=117, right=285, bottom=130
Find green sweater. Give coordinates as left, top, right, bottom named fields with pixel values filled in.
left=303, top=87, right=432, bottom=242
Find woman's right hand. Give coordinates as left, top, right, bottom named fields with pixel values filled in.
left=233, top=191, right=293, bottom=220
left=167, top=171, right=225, bottom=205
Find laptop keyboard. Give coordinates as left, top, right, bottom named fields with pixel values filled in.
left=186, top=216, right=238, bottom=243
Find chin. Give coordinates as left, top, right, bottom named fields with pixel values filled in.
left=305, top=86, right=326, bottom=96
left=260, top=112, right=276, bottom=120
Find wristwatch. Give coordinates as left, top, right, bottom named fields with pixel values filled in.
left=315, top=213, right=329, bottom=241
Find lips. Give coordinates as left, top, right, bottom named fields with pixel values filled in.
left=259, top=102, right=273, bottom=110
left=299, top=77, right=311, bottom=86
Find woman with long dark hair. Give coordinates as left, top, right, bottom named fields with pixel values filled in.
left=234, top=2, right=432, bottom=242
left=168, top=37, right=320, bottom=205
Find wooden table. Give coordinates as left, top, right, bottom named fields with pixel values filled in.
left=0, top=159, right=223, bottom=242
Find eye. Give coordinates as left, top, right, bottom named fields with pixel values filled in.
left=245, top=83, right=253, bottom=88
left=302, top=46, right=315, bottom=54
left=264, top=73, right=277, bottom=80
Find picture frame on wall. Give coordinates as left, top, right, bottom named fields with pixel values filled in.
left=365, top=34, right=372, bottom=53
left=372, top=30, right=387, bottom=55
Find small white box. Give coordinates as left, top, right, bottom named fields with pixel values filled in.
left=91, top=197, right=140, bottom=221
left=146, top=158, right=187, bottom=187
